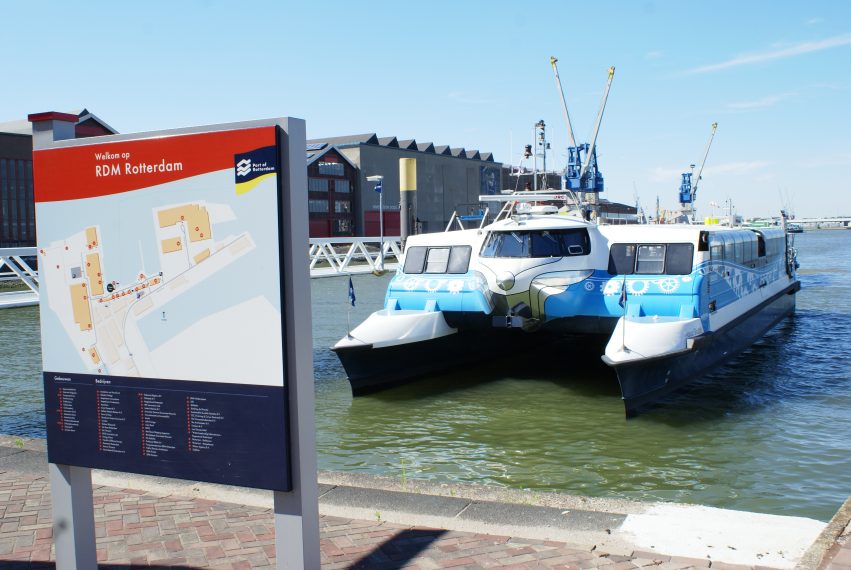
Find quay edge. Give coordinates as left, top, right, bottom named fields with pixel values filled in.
left=795, top=495, right=851, bottom=570
left=0, top=434, right=838, bottom=569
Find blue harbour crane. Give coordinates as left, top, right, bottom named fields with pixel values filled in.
left=678, top=122, right=718, bottom=222
left=550, top=57, right=615, bottom=217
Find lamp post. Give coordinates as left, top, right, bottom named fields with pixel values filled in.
left=366, top=175, right=384, bottom=271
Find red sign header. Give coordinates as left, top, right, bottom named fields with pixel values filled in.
left=33, top=127, right=276, bottom=203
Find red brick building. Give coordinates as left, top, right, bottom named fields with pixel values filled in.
left=0, top=110, right=116, bottom=247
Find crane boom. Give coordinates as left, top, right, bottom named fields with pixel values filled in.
left=580, top=66, right=615, bottom=181
left=549, top=56, right=577, bottom=148
left=691, top=122, right=718, bottom=201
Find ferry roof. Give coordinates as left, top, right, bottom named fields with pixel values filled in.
left=598, top=223, right=770, bottom=243
left=488, top=214, right=593, bottom=231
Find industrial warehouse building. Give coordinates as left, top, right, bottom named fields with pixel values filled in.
left=306, top=133, right=502, bottom=237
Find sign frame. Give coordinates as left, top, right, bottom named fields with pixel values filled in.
left=31, top=117, right=318, bottom=569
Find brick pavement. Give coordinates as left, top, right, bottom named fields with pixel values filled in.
left=0, top=470, right=764, bottom=570
left=818, top=520, right=851, bottom=570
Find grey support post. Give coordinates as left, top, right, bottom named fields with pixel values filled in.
left=274, top=117, right=320, bottom=569
left=48, top=464, right=97, bottom=570
left=29, top=111, right=98, bottom=570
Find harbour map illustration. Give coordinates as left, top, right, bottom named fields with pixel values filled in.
left=39, top=199, right=279, bottom=383
left=34, top=130, right=288, bottom=388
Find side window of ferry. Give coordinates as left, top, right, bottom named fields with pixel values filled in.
left=501, top=232, right=529, bottom=257
left=481, top=231, right=529, bottom=258
left=403, top=246, right=427, bottom=274
left=635, top=245, right=666, bottom=274
left=559, top=229, right=591, bottom=256
left=425, top=247, right=451, bottom=273
left=723, top=234, right=735, bottom=261
left=744, top=234, right=757, bottom=263
left=608, top=244, right=636, bottom=275
left=529, top=229, right=590, bottom=257
left=447, top=246, right=472, bottom=273
left=665, top=243, right=694, bottom=275
left=480, top=233, right=500, bottom=257
left=733, top=233, right=745, bottom=263
left=530, top=231, right=562, bottom=257
left=709, top=234, right=723, bottom=260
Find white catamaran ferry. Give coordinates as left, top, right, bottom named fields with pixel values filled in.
left=333, top=193, right=800, bottom=416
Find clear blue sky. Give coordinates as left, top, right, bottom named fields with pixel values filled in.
left=4, top=1, right=850, bottom=218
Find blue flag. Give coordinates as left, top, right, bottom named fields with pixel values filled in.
left=618, top=280, right=627, bottom=308
left=348, top=276, right=356, bottom=307
left=374, top=180, right=382, bottom=193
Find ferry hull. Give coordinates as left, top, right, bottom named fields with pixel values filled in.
left=333, top=328, right=545, bottom=395
left=606, top=282, right=799, bottom=417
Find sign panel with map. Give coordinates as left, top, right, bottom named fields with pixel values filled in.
left=34, top=126, right=292, bottom=490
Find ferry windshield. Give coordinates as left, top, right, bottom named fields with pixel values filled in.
left=480, top=229, right=590, bottom=258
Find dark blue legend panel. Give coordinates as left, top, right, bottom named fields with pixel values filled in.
left=44, top=372, right=291, bottom=491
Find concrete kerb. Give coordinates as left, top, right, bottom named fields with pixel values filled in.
left=796, top=495, right=851, bottom=570
left=0, top=434, right=839, bottom=568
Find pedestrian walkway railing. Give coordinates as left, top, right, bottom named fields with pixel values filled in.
left=0, top=247, right=40, bottom=308
left=309, top=237, right=402, bottom=276
left=0, top=239, right=402, bottom=308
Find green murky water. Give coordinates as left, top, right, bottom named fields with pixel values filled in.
left=2, top=231, right=849, bottom=521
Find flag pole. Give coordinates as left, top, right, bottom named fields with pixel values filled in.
left=347, top=275, right=356, bottom=338
left=621, top=277, right=628, bottom=352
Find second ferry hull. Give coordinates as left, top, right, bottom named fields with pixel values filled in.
left=606, top=283, right=799, bottom=416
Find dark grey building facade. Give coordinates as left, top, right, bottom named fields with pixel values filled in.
left=306, top=134, right=502, bottom=236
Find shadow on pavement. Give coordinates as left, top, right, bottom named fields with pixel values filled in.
left=350, top=527, right=448, bottom=569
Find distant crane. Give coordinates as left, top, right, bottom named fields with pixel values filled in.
left=633, top=181, right=647, bottom=224
left=550, top=57, right=615, bottom=217
left=678, top=122, right=718, bottom=222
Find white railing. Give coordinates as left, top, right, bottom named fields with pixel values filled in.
left=0, top=247, right=39, bottom=308
left=308, top=237, right=402, bottom=276
left=0, top=239, right=402, bottom=308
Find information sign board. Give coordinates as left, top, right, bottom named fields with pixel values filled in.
left=34, top=126, right=293, bottom=491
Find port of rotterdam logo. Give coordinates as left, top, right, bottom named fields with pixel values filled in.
left=234, top=146, right=278, bottom=195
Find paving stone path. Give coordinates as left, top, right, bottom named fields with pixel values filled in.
left=0, top=470, right=764, bottom=570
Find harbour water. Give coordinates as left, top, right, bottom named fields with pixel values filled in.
left=1, top=230, right=849, bottom=521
